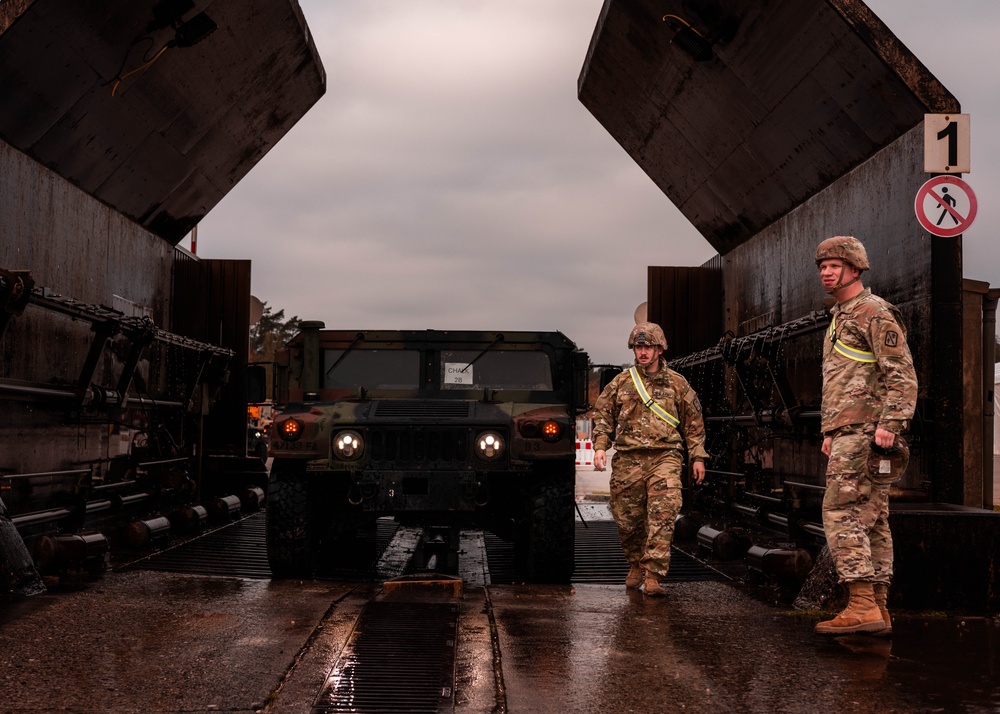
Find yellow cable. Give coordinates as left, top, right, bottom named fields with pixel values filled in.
left=111, top=44, right=171, bottom=97
left=662, top=14, right=705, bottom=38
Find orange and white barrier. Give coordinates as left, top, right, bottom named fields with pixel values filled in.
left=575, top=440, right=594, bottom=466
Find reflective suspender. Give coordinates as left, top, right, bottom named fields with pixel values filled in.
left=829, top=314, right=877, bottom=363
left=628, top=367, right=680, bottom=428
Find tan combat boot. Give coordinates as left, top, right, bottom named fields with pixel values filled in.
left=814, top=582, right=886, bottom=634
left=625, top=565, right=644, bottom=589
left=643, top=573, right=666, bottom=597
left=871, top=583, right=892, bottom=636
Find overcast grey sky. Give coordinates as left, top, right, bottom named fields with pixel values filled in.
left=192, top=0, right=1000, bottom=365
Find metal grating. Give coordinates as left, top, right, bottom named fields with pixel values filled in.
left=572, top=520, right=728, bottom=583
left=125, top=513, right=273, bottom=579
left=373, top=401, right=471, bottom=418
left=127, top=513, right=725, bottom=585
left=313, top=601, right=458, bottom=714
left=484, top=520, right=726, bottom=585
left=368, top=428, right=473, bottom=468
left=127, top=514, right=398, bottom=580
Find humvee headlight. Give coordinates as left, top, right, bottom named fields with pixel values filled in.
left=278, top=418, right=302, bottom=441
left=541, top=420, right=562, bottom=442
left=333, top=430, right=364, bottom=461
left=475, top=431, right=505, bottom=461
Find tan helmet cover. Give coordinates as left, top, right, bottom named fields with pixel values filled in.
left=815, top=236, right=870, bottom=271
left=866, top=436, right=910, bottom=486
left=628, top=322, right=668, bottom=350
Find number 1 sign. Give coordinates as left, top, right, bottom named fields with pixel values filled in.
left=924, top=114, right=970, bottom=174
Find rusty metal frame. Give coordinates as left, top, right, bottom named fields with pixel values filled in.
left=0, top=269, right=232, bottom=409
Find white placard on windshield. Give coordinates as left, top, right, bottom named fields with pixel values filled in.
left=444, top=363, right=473, bottom=385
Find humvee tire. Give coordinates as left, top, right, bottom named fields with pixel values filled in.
left=522, top=465, right=576, bottom=583
left=265, top=460, right=313, bottom=577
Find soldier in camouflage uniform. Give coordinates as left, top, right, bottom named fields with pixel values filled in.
left=814, top=236, right=917, bottom=635
left=592, top=322, right=708, bottom=596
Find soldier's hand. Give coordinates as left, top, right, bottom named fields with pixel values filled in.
left=874, top=428, right=896, bottom=449
left=692, top=460, right=705, bottom=484
left=821, top=436, right=832, bottom=457
left=594, top=450, right=607, bottom=471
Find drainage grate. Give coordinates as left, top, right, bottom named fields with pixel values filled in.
left=313, top=600, right=458, bottom=714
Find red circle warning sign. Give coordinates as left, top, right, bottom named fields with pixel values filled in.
left=914, top=175, right=977, bottom=238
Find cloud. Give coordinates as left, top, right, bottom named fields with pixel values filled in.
left=195, top=0, right=1000, bottom=365
left=196, top=0, right=713, bottom=364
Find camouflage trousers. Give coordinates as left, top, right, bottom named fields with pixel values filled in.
left=822, top=424, right=893, bottom=584
left=609, top=449, right=684, bottom=578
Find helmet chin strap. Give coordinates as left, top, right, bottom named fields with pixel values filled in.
left=825, top=266, right=861, bottom=295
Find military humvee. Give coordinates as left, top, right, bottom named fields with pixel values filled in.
left=267, top=323, right=590, bottom=581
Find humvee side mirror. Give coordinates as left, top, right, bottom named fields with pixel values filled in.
left=572, top=351, right=590, bottom=412
left=245, top=364, right=267, bottom=404
left=599, top=365, right=623, bottom=391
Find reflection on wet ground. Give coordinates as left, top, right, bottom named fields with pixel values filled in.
left=490, top=583, right=1000, bottom=714
left=2, top=484, right=998, bottom=713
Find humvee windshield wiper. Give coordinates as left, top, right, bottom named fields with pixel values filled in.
left=326, top=332, right=365, bottom=377
left=461, top=333, right=504, bottom=372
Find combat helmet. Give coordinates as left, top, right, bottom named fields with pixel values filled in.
left=815, top=236, right=870, bottom=271
left=866, top=436, right=910, bottom=486
left=628, top=322, right=668, bottom=350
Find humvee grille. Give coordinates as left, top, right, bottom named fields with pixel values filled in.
left=373, top=401, right=472, bottom=418
left=368, top=428, right=473, bottom=468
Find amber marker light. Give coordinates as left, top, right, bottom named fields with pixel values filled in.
left=541, top=420, right=562, bottom=442
left=278, top=418, right=302, bottom=441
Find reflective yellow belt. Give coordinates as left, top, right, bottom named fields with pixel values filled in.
left=628, top=367, right=680, bottom=428
left=829, top=315, right=876, bottom=363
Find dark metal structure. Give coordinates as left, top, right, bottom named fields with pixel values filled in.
left=0, top=0, right=325, bottom=594
left=0, top=0, right=324, bottom=243
left=580, top=0, right=1000, bottom=611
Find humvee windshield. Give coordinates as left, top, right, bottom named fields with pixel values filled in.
left=323, top=349, right=421, bottom=389
left=440, top=350, right=552, bottom=390
left=320, top=347, right=554, bottom=391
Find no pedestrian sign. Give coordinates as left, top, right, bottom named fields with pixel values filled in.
left=914, top=175, right=977, bottom=238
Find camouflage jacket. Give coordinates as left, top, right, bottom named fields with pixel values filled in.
left=592, top=358, right=708, bottom=460
left=821, top=288, right=917, bottom=435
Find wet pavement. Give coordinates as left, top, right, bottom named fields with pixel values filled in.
left=2, top=570, right=998, bottom=713
left=0, top=466, right=997, bottom=713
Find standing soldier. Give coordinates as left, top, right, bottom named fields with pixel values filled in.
left=814, top=236, right=917, bottom=635
left=592, top=322, right=708, bottom=596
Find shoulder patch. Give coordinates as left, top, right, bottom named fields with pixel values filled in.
left=884, top=331, right=899, bottom=347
